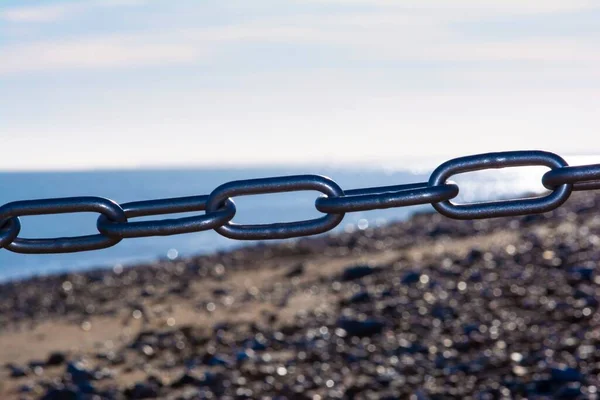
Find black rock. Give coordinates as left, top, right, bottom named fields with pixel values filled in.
left=203, top=354, right=230, bottom=367
left=413, top=389, right=432, bottom=400
left=431, top=304, right=456, bottom=321
left=345, top=291, right=371, bottom=304
left=76, top=380, right=98, bottom=395
left=555, top=383, right=582, bottom=399
left=468, top=271, right=483, bottom=282
left=147, top=375, right=164, bottom=388
left=212, top=288, right=229, bottom=296
left=397, top=341, right=428, bottom=354
left=213, top=322, right=230, bottom=332
left=338, top=318, right=385, bottom=337
left=66, top=361, right=95, bottom=384
left=400, top=271, right=421, bottom=285
left=129, top=330, right=159, bottom=350
left=285, top=263, right=305, bottom=277
left=345, top=385, right=364, bottom=399
left=521, top=214, right=545, bottom=224
left=551, top=366, right=584, bottom=383
left=171, top=372, right=204, bottom=388
left=8, top=364, right=28, bottom=378
left=463, top=323, right=480, bottom=335
left=18, top=383, right=35, bottom=393
left=236, top=350, right=253, bottom=362
left=341, top=265, right=377, bottom=281
left=567, top=267, right=594, bottom=282
left=246, top=338, right=267, bottom=351
left=41, top=387, right=78, bottom=400
left=124, top=382, right=160, bottom=399
left=428, top=226, right=453, bottom=237
left=201, top=371, right=223, bottom=389
left=464, top=249, right=484, bottom=265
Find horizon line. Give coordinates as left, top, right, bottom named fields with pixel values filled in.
left=0, top=153, right=597, bottom=174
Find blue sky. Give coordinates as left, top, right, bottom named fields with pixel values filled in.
left=1, top=0, right=599, bottom=170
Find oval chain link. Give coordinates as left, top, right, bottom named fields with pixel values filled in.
left=428, top=151, right=572, bottom=219
left=0, top=197, right=126, bottom=254
left=206, top=175, right=345, bottom=240
left=542, top=164, right=600, bottom=192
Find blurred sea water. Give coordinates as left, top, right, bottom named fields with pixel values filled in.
left=0, top=156, right=597, bottom=282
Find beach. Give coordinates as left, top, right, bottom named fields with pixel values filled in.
left=1, top=191, right=599, bottom=399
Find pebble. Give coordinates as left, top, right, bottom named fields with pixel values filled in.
left=124, top=382, right=160, bottom=399
left=344, top=291, right=371, bottom=304
left=41, top=387, right=78, bottom=400
left=8, top=364, right=28, bottom=378
left=555, top=382, right=583, bottom=399
left=400, top=271, right=421, bottom=285
left=341, top=265, right=378, bottom=281
left=551, top=366, right=584, bottom=383
left=338, top=318, right=385, bottom=337
left=171, top=372, right=204, bottom=388
left=285, top=263, right=305, bottom=277
left=567, top=266, right=594, bottom=282
left=46, top=352, right=67, bottom=366
left=66, top=361, right=96, bottom=384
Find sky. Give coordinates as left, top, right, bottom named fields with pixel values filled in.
left=1, top=0, right=599, bottom=171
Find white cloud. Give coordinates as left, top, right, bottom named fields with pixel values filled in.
left=300, top=0, right=598, bottom=15
left=0, top=34, right=203, bottom=74
left=2, top=8, right=599, bottom=75
left=1, top=4, right=68, bottom=23
left=0, top=0, right=146, bottom=23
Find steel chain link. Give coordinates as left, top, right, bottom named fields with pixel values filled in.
left=1, top=150, right=599, bottom=254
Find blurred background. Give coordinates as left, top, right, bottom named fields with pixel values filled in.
left=1, top=0, right=599, bottom=280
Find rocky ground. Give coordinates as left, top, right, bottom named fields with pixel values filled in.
left=1, top=192, right=600, bottom=399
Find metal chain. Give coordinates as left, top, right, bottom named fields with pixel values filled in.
left=1, top=150, right=600, bottom=254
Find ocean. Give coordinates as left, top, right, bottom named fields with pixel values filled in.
left=0, top=159, right=591, bottom=282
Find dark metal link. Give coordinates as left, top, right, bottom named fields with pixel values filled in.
left=97, top=195, right=236, bottom=238
left=206, top=175, right=345, bottom=240
left=542, top=164, right=600, bottom=192
left=315, top=182, right=459, bottom=213
left=0, top=217, right=21, bottom=248
left=428, top=151, right=573, bottom=220
left=0, top=197, right=126, bottom=254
